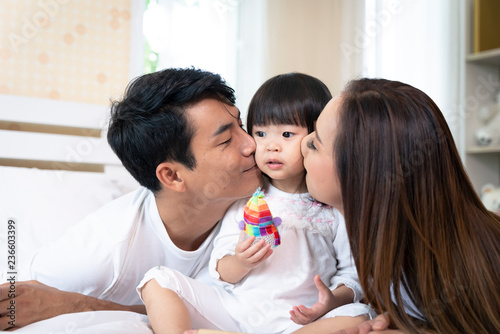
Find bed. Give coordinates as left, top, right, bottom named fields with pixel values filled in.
left=0, top=94, right=154, bottom=332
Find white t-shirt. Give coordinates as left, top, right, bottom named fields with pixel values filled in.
left=208, top=181, right=364, bottom=333
left=30, top=187, right=220, bottom=305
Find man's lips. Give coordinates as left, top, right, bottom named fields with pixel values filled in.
left=243, top=164, right=258, bottom=173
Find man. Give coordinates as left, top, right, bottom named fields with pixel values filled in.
left=0, top=68, right=262, bottom=330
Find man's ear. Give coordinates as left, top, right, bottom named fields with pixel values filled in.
left=156, top=162, right=186, bottom=192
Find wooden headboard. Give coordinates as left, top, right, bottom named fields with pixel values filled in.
left=0, top=94, right=123, bottom=173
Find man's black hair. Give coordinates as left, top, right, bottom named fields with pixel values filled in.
left=108, top=67, right=236, bottom=192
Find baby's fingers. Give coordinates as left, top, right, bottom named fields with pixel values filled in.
left=290, top=306, right=306, bottom=325
left=289, top=305, right=313, bottom=325
left=247, top=241, right=272, bottom=263
left=235, top=233, right=256, bottom=253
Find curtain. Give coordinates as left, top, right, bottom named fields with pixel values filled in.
left=236, top=0, right=366, bottom=119
left=363, top=0, right=463, bottom=150
left=234, top=0, right=268, bottom=118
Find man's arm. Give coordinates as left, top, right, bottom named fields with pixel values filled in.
left=0, top=280, right=146, bottom=330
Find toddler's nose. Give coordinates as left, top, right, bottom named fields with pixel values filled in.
left=266, top=142, right=281, bottom=152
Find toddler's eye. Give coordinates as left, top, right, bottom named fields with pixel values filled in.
left=282, top=132, right=293, bottom=138
left=255, top=131, right=265, bottom=137
left=307, top=140, right=316, bottom=150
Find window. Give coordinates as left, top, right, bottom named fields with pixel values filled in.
left=143, top=0, right=238, bottom=88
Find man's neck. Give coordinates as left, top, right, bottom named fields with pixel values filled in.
left=154, top=191, right=234, bottom=251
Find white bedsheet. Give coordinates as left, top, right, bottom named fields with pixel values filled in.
left=0, top=311, right=153, bottom=334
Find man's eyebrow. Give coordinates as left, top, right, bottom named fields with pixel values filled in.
left=213, top=104, right=241, bottom=137
left=213, top=122, right=234, bottom=137
left=314, top=122, right=323, bottom=144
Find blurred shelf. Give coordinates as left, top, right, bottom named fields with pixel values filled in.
left=466, top=48, right=500, bottom=66
left=466, top=146, right=500, bottom=154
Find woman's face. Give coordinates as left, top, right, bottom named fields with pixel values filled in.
left=301, top=97, right=343, bottom=213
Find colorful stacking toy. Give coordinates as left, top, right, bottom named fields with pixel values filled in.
left=239, top=188, right=281, bottom=248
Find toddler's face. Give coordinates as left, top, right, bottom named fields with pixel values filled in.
left=252, top=124, right=308, bottom=193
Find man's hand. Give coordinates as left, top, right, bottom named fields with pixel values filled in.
left=0, top=280, right=146, bottom=330
left=290, top=275, right=336, bottom=325
left=0, top=280, right=79, bottom=330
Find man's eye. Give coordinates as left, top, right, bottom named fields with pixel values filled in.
left=220, top=138, right=232, bottom=146
left=307, top=139, right=316, bottom=150
left=283, top=132, right=293, bottom=138
left=255, top=131, right=265, bottom=137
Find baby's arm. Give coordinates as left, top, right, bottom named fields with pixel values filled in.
left=290, top=275, right=354, bottom=325
left=216, top=233, right=273, bottom=284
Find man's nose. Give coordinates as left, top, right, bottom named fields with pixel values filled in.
left=241, top=131, right=256, bottom=156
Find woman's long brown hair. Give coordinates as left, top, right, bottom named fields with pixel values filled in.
left=336, top=78, right=500, bottom=333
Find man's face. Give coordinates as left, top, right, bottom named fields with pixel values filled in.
left=181, top=98, right=262, bottom=204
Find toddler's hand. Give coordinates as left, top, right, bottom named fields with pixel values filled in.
left=290, top=275, right=335, bottom=325
left=234, top=232, right=273, bottom=270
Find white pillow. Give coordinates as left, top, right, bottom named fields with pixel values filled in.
left=0, top=166, right=138, bottom=282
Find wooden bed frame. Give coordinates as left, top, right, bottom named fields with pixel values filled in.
left=0, top=94, right=123, bottom=173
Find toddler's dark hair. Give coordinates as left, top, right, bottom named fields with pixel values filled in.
left=246, top=72, right=332, bottom=135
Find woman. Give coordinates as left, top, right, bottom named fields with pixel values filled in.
left=299, top=78, right=500, bottom=333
